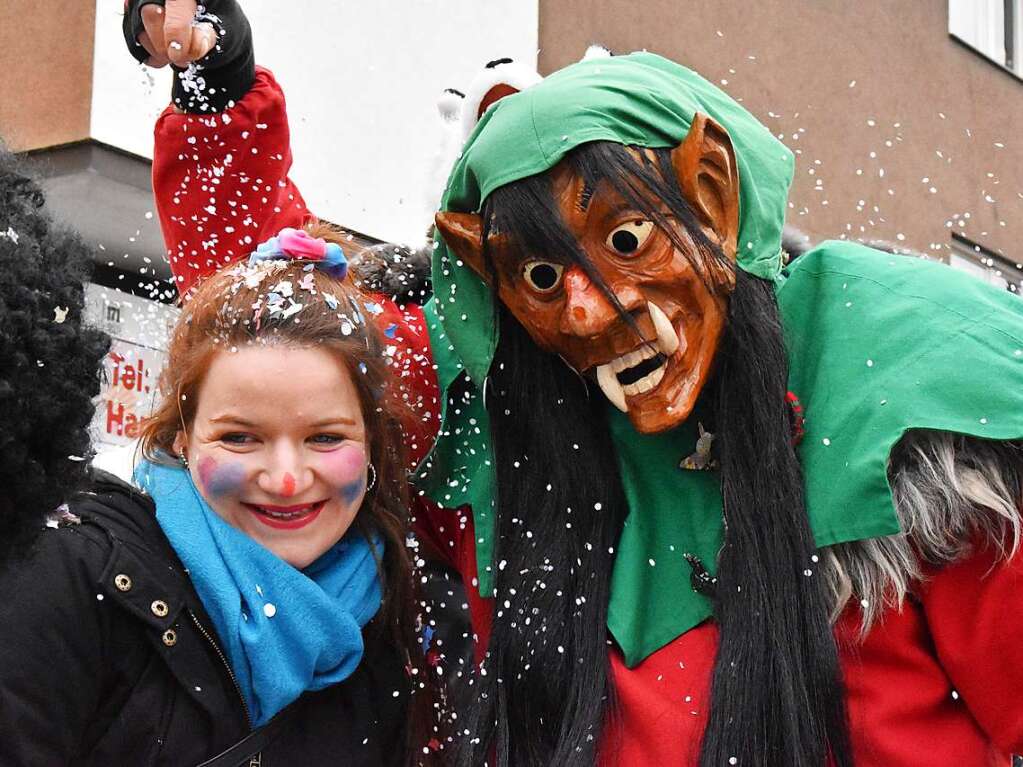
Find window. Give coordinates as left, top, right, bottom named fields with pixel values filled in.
left=949, top=233, right=1021, bottom=294
left=949, top=0, right=1022, bottom=74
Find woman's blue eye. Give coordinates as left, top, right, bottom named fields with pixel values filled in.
left=310, top=434, right=345, bottom=445
left=221, top=433, right=254, bottom=445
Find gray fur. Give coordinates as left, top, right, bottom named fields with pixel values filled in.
left=349, top=242, right=433, bottom=305
left=781, top=224, right=813, bottom=260
left=822, top=431, right=1023, bottom=633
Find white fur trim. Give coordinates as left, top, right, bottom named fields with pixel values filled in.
left=582, top=44, right=612, bottom=60
left=437, top=89, right=464, bottom=122
left=460, top=59, right=542, bottom=141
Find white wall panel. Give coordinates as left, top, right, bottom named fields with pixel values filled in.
left=949, top=0, right=1006, bottom=64
left=92, top=1, right=538, bottom=245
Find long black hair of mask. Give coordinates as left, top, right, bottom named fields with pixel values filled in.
left=707, top=266, right=852, bottom=767
left=454, top=140, right=852, bottom=766
left=450, top=309, right=628, bottom=767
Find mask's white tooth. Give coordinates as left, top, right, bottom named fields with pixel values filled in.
left=648, top=301, right=680, bottom=356
left=597, top=364, right=629, bottom=412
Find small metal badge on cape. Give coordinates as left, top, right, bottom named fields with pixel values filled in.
left=680, top=422, right=718, bottom=471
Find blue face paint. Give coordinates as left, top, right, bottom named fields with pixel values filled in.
left=340, top=475, right=366, bottom=506
left=198, top=457, right=247, bottom=498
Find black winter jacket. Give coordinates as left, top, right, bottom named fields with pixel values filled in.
left=0, top=472, right=409, bottom=766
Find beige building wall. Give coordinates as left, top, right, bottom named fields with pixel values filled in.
left=539, top=0, right=1023, bottom=267
left=0, top=1, right=96, bottom=151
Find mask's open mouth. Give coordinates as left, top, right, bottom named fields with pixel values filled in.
left=616, top=348, right=668, bottom=390
left=593, top=302, right=683, bottom=412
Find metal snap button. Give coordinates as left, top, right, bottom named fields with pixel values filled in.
left=114, top=574, right=132, bottom=592
left=162, top=629, right=177, bottom=647
left=151, top=600, right=169, bottom=618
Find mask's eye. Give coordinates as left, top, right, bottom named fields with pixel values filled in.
left=522, top=260, right=564, bottom=293
left=606, top=220, right=654, bottom=256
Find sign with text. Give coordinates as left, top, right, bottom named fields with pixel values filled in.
left=85, top=284, right=179, bottom=450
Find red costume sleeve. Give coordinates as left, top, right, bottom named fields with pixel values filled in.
left=152, top=66, right=310, bottom=296
left=370, top=298, right=441, bottom=469
left=920, top=539, right=1023, bottom=755
left=370, top=299, right=478, bottom=599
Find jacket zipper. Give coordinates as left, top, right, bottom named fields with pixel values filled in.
left=188, top=609, right=253, bottom=730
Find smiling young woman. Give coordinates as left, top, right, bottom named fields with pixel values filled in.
left=0, top=229, right=443, bottom=766
left=144, top=263, right=403, bottom=574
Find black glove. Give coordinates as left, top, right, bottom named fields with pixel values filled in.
left=122, top=0, right=165, bottom=64
left=122, top=0, right=255, bottom=114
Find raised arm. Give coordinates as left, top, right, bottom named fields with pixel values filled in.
left=123, top=0, right=309, bottom=295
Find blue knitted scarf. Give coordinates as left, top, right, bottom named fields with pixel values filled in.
left=135, top=460, right=383, bottom=726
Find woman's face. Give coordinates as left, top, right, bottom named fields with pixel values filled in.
left=176, top=345, right=370, bottom=569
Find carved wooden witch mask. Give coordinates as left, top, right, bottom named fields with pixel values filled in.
left=436, top=113, right=740, bottom=433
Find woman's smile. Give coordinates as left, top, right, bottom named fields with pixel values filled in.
left=242, top=499, right=329, bottom=529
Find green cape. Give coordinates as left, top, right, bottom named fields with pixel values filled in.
left=415, top=52, right=1023, bottom=667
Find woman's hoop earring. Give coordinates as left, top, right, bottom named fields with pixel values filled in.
left=366, top=463, right=377, bottom=491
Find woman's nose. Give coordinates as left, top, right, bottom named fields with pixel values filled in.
left=257, top=447, right=311, bottom=498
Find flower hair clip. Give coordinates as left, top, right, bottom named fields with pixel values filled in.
left=249, top=227, right=349, bottom=280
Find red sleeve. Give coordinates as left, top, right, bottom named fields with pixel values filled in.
left=921, top=538, right=1023, bottom=755
left=152, top=66, right=310, bottom=296
left=369, top=300, right=441, bottom=470
left=410, top=497, right=493, bottom=660
left=367, top=298, right=496, bottom=655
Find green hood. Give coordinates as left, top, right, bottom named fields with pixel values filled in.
left=431, top=51, right=795, bottom=390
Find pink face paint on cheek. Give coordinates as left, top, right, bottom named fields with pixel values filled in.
left=196, top=456, right=247, bottom=498
left=197, top=457, right=216, bottom=489
left=322, top=445, right=367, bottom=506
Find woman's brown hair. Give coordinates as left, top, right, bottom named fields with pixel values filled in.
left=139, top=232, right=444, bottom=762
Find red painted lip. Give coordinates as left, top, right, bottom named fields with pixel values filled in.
left=250, top=501, right=325, bottom=514
left=243, top=500, right=326, bottom=530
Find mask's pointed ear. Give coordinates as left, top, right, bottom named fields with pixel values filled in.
left=435, top=211, right=490, bottom=285
left=671, top=113, right=740, bottom=265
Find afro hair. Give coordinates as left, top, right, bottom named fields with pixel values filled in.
left=0, top=146, right=110, bottom=564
